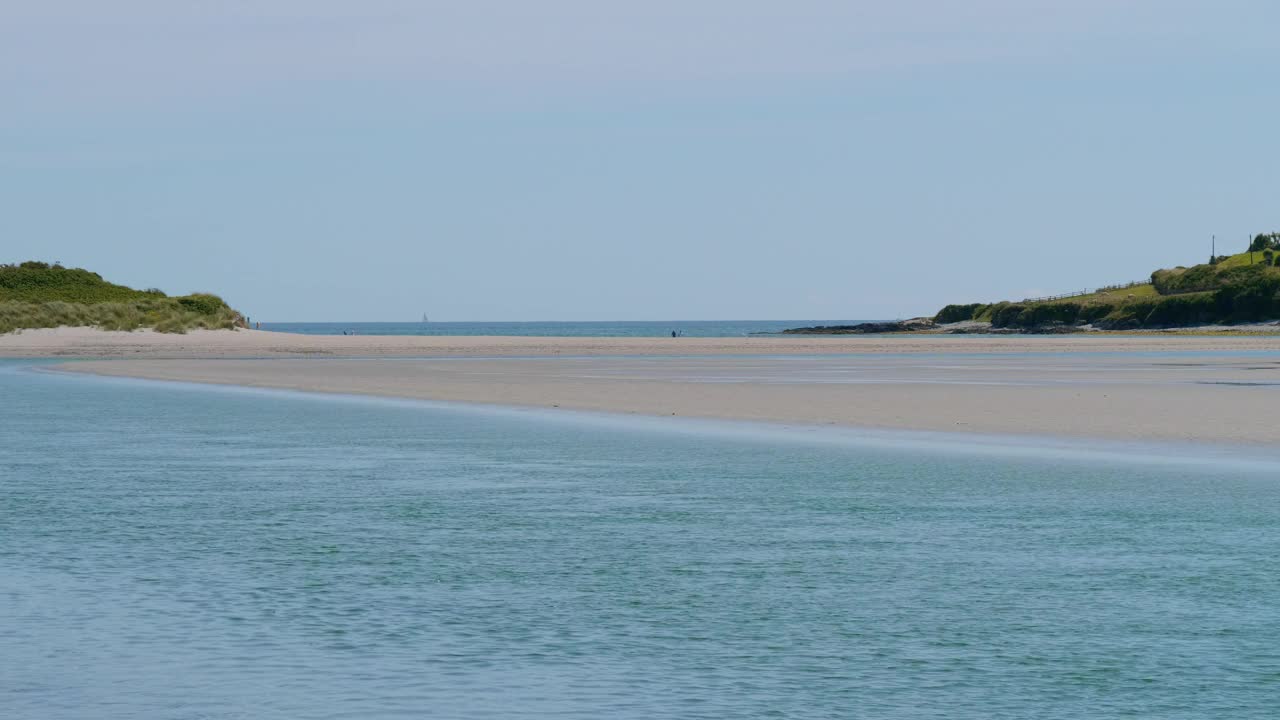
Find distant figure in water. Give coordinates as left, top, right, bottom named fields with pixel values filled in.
left=255, top=322, right=260, bottom=330
left=671, top=330, right=677, bottom=337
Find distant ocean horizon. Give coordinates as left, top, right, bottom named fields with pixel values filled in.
left=259, top=320, right=883, bottom=337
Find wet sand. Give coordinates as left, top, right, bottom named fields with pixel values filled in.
left=6, top=326, right=1280, bottom=358
left=54, top=352, right=1280, bottom=445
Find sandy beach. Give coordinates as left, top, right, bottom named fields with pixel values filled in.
left=6, top=325, right=1280, bottom=358
left=19, top=328, right=1279, bottom=445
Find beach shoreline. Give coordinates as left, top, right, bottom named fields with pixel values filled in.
left=42, top=343, right=1280, bottom=446
left=6, top=326, right=1280, bottom=359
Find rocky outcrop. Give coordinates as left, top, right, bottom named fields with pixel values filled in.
left=781, top=317, right=937, bottom=334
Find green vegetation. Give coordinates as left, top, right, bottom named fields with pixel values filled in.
left=1150, top=260, right=1280, bottom=295
left=1248, top=233, right=1280, bottom=253
left=934, top=303, right=987, bottom=324
left=1, top=261, right=243, bottom=334
left=934, top=243, right=1280, bottom=331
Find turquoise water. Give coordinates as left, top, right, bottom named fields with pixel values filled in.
left=3, top=361, right=1279, bottom=718
left=259, top=320, right=877, bottom=337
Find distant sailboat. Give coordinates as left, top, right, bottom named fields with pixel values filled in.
left=422, top=313, right=429, bottom=323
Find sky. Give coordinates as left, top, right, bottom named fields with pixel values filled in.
left=3, top=1, right=1277, bottom=321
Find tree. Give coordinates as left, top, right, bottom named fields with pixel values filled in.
left=1250, top=233, right=1280, bottom=252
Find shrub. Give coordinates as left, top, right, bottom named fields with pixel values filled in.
left=1213, top=270, right=1280, bottom=322
left=934, top=303, right=985, bottom=323
left=990, top=301, right=1132, bottom=329
left=1141, top=293, right=1218, bottom=326
left=995, top=303, right=1085, bottom=328
left=0, top=263, right=149, bottom=303
left=1097, top=300, right=1158, bottom=329
left=1249, top=233, right=1280, bottom=252
left=175, top=293, right=228, bottom=315
left=1153, top=265, right=1217, bottom=295
left=1078, top=303, right=1116, bottom=324
left=988, top=303, right=1021, bottom=328
left=974, top=303, right=1003, bottom=322
left=1152, top=262, right=1279, bottom=296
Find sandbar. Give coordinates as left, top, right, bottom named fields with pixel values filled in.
left=49, top=348, right=1280, bottom=446
left=6, top=326, right=1280, bottom=358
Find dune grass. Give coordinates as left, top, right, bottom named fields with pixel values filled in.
left=0, top=298, right=243, bottom=335
left=0, top=262, right=243, bottom=334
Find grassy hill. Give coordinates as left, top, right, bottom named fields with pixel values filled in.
left=935, top=237, right=1280, bottom=331
left=1, top=261, right=243, bottom=334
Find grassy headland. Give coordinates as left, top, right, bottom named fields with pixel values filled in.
left=782, top=234, right=1280, bottom=335
left=934, top=234, right=1280, bottom=332
left=1, top=261, right=243, bottom=334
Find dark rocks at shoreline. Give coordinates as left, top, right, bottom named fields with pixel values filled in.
left=781, top=318, right=1092, bottom=335
left=781, top=318, right=937, bottom=334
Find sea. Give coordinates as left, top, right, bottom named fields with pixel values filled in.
left=259, top=320, right=876, bottom=337
left=3, top=359, right=1279, bottom=719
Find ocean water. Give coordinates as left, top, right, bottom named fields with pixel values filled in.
left=3, top=361, right=1279, bottom=719
left=258, top=320, right=877, bottom=337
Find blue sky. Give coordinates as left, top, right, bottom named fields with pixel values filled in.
left=3, top=1, right=1276, bottom=321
